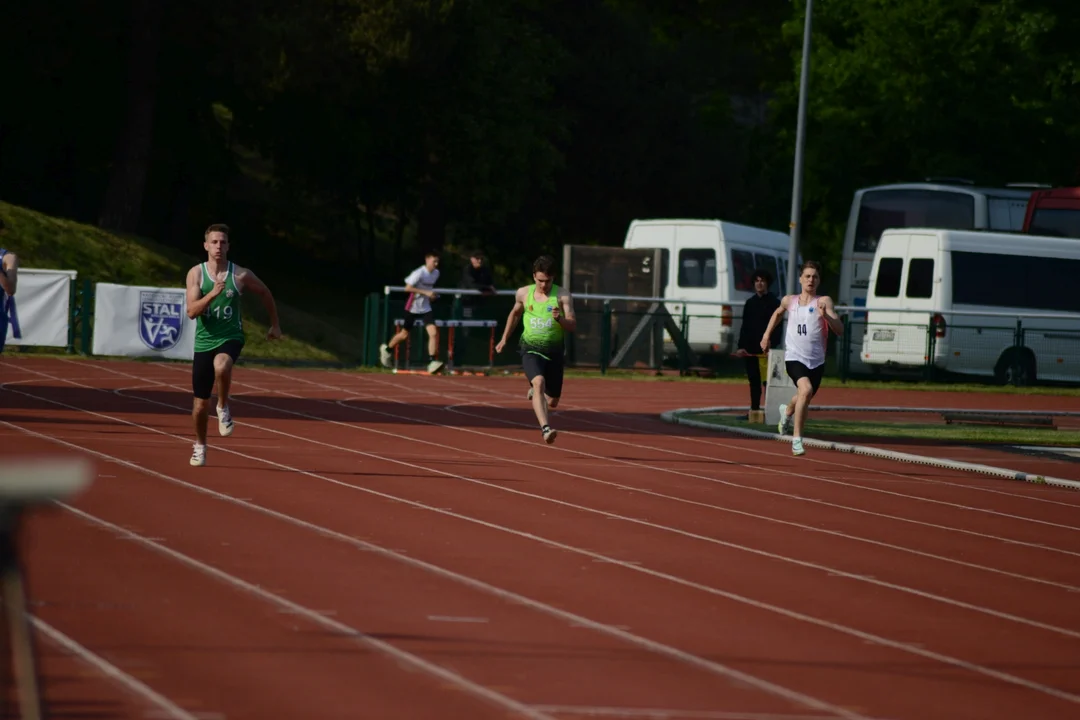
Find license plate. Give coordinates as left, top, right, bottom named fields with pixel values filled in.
left=872, top=329, right=895, bottom=342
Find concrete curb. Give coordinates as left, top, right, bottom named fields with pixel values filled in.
left=660, top=407, right=1080, bottom=492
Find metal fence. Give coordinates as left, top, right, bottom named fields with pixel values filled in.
left=364, top=286, right=1080, bottom=386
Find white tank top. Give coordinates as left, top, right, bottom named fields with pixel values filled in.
left=783, top=295, right=827, bottom=369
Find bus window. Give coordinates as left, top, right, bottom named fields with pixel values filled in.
left=987, top=197, right=1028, bottom=230
left=753, top=253, right=781, bottom=295
left=874, top=258, right=903, bottom=298
left=952, top=252, right=1080, bottom=312
left=1027, top=208, right=1080, bottom=239
left=679, top=249, right=717, bottom=288
left=731, top=250, right=755, bottom=291
left=854, top=189, right=975, bottom=254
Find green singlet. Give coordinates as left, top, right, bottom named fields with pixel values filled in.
left=520, top=283, right=564, bottom=358
left=195, top=262, right=245, bottom=352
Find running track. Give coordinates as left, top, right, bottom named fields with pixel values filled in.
left=2, top=356, right=1079, bottom=720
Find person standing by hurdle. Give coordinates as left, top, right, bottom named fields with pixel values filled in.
left=759, top=260, right=843, bottom=456
left=733, top=267, right=780, bottom=417
left=185, top=223, right=282, bottom=467
left=379, top=250, right=445, bottom=374
left=495, top=255, right=576, bottom=444
left=0, top=216, right=18, bottom=355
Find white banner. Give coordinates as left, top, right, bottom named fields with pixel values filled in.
left=92, top=283, right=195, bottom=360
left=4, top=269, right=77, bottom=348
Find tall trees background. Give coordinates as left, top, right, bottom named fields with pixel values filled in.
left=2, top=0, right=1078, bottom=295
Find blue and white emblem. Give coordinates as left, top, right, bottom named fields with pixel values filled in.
left=139, top=290, right=185, bottom=351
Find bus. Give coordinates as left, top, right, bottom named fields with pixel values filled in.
left=1023, top=187, right=1080, bottom=239
left=837, top=180, right=1035, bottom=370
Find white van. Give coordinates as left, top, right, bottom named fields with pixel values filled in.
left=623, top=218, right=794, bottom=356
left=837, top=182, right=1034, bottom=373
left=861, top=228, right=1080, bottom=383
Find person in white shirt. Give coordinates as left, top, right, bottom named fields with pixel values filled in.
left=380, top=251, right=445, bottom=373
left=759, top=260, right=844, bottom=456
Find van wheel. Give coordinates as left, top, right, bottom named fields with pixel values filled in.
left=994, top=348, right=1036, bottom=386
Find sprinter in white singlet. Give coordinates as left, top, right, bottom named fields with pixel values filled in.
left=760, top=260, right=844, bottom=456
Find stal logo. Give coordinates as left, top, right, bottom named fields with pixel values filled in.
left=139, top=290, right=185, bottom=351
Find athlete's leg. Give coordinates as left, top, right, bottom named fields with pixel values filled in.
left=192, top=398, right=210, bottom=445
left=530, top=374, right=550, bottom=427
left=190, top=351, right=215, bottom=466
left=214, top=351, right=236, bottom=437
left=424, top=322, right=444, bottom=373
left=544, top=356, right=564, bottom=410
left=386, top=325, right=410, bottom=349
left=791, top=376, right=815, bottom=438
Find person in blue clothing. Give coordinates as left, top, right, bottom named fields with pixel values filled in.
left=0, top=216, right=20, bottom=354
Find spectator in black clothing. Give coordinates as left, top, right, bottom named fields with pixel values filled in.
left=459, top=249, right=496, bottom=319
left=734, top=268, right=781, bottom=412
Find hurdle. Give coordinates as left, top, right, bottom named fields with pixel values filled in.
left=391, top=318, right=499, bottom=374
left=0, top=457, right=93, bottom=720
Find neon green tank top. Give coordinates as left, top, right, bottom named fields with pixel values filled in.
left=195, top=262, right=245, bottom=352
left=521, top=284, right=564, bottom=357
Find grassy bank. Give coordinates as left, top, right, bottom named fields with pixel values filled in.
left=1, top=201, right=363, bottom=363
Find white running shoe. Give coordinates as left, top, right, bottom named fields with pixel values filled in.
left=792, top=437, right=805, bottom=456
left=527, top=387, right=534, bottom=400
left=427, top=359, right=445, bottom=374
left=190, top=443, right=206, bottom=467
left=217, top=404, right=234, bottom=437
left=777, top=404, right=793, bottom=436
left=379, top=344, right=392, bottom=368
left=542, top=426, right=558, bottom=444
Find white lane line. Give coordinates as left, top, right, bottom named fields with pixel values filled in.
left=32, top=616, right=207, bottom=720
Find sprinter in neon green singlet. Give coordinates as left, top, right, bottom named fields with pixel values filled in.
left=496, top=255, right=577, bottom=444
left=184, top=223, right=282, bottom=467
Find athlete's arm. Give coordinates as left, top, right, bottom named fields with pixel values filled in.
left=0, top=252, right=18, bottom=296
left=554, top=289, right=577, bottom=333
left=495, top=287, right=526, bottom=353
left=235, top=266, right=282, bottom=340
left=760, top=294, right=790, bottom=352
left=818, top=295, right=844, bottom=336
left=185, top=265, right=223, bottom=319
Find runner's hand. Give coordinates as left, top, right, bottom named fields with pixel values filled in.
left=267, top=324, right=282, bottom=341
left=495, top=338, right=507, bottom=354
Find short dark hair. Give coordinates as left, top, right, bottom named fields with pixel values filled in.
left=469, top=249, right=484, bottom=259
left=424, top=250, right=439, bottom=259
left=205, top=223, right=230, bottom=237
left=799, top=260, right=822, bottom=276
left=532, top=255, right=556, bottom=276
left=751, top=267, right=773, bottom=285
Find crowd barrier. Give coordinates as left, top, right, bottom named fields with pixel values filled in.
left=6, top=270, right=1079, bottom=388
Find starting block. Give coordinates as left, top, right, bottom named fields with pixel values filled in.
left=392, top=318, right=499, bottom=374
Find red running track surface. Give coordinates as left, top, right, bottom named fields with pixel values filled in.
left=1, top=355, right=1079, bottom=720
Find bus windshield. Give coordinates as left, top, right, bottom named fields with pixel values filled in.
left=853, top=189, right=975, bottom=254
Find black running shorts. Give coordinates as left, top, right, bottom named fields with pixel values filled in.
left=784, top=360, right=825, bottom=395
left=521, top=349, right=565, bottom=399
left=192, top=339, right=244, bottom=399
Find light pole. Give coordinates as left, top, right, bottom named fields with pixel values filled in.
left=786, top=0, right=814, bottom=294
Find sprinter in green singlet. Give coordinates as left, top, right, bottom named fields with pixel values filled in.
left=495, top=255, right=577, bottom=444
left=184, top=223, right=282, bottom=467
